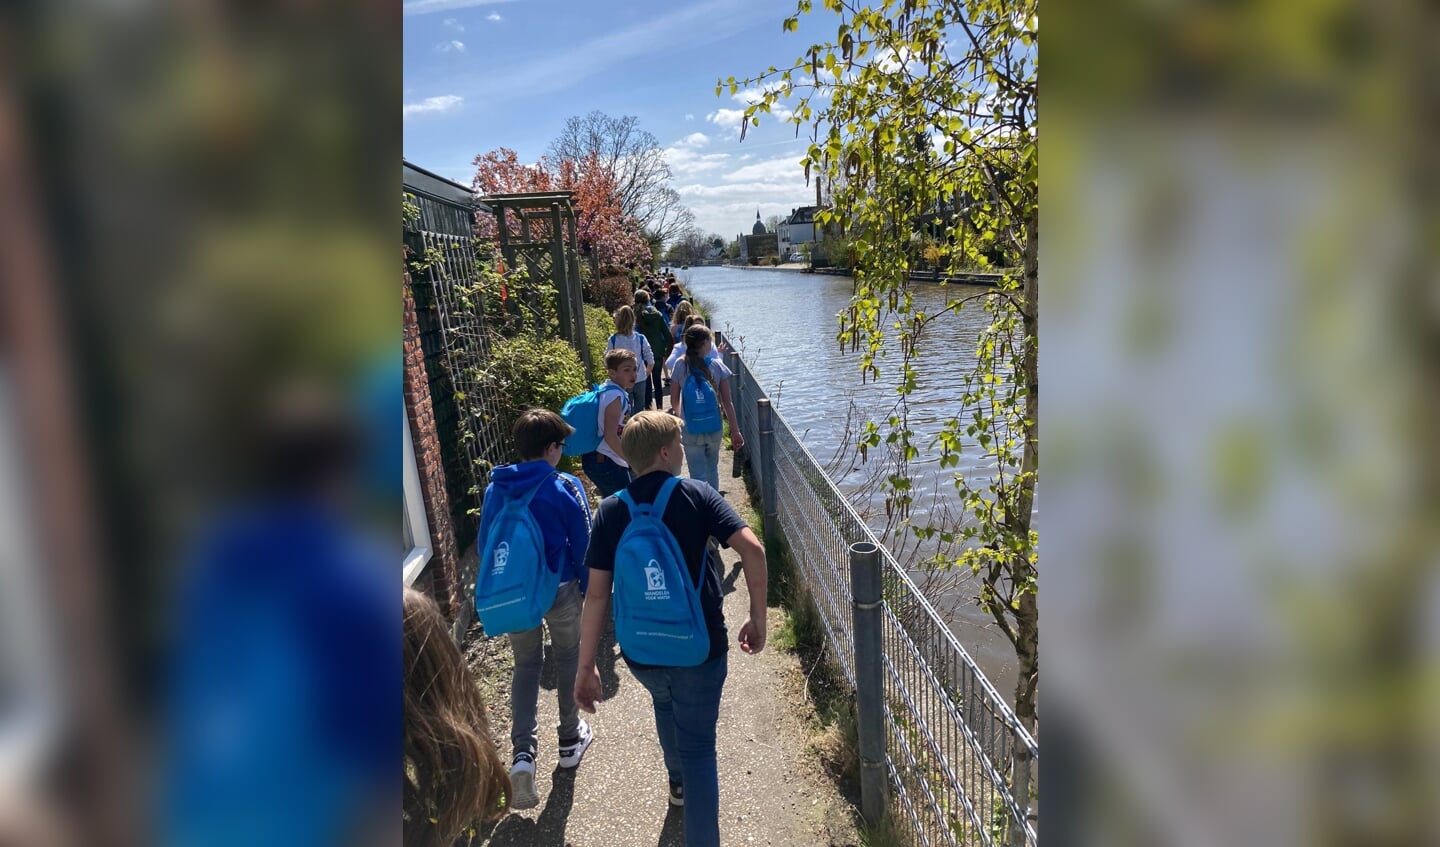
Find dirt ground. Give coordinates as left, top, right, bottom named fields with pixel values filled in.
left=460, top=438, right=863, bottom=847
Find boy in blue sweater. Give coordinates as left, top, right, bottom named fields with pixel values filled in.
left=475, top=409, right=595, bottom=809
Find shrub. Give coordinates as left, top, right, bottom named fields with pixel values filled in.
left=474, top=333, right=587, bottom=448
left=590, top=274, right=634, bottom=313
left=583, top=305, right=613, bottom=381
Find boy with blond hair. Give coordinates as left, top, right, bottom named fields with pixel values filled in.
left=574, top=412, right=768, bottom=847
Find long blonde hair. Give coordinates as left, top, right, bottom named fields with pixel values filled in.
left=670, top=300, right=693, bottom=331
left=403, top=588, right=510, bottom=846
left=612, top=304, right=636, bottom=335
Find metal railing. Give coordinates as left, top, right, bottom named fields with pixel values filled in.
left=719, top=333, right=1039, bottom=847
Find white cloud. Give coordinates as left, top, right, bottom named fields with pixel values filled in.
left=675, top=151, right=815, bottom=237
left=684, top=113, right=695, bottom=121
left=403, top=95, right=464, bottom=119
left=663, top=146, right=731, bottom=178
left=442, top=17, right=464, bottom=31
left=720, top=155, right=805, bottom=184
left=677, top=132, right=709, bottom=149
left=731, top=80, right=790, bottom=106
left=435, top=40, right=466, bottom=53
left=402, top=0, right=514, bottom=16
left=706, top=106, right=796, bottom=136
left=706, top=109, right=746, bottom=129
left=487, top=12, right=503, bottom=21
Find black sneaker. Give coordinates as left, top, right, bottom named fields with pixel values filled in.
left=668, top=780, right=684, bottom=807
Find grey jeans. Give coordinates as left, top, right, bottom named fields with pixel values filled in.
left=508, top=580, right=583, bottom=757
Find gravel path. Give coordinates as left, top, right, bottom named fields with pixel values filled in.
left=465, top=440, right=862, bottom=847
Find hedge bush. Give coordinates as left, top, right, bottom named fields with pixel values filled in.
left=591, top=274, right=634, bottom=313
left=474, top=333, right=587, bottom=451
left=584, top=304, right=613, bottom=379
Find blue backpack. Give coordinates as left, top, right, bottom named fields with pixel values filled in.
left=611, top=477, right=709, bottom=666
left=681, top=366, right=723, bottom=435
left=560, top=384, right=629, bottom=456
left=473, top=475, right=563, bottom=635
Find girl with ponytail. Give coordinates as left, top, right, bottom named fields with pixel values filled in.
left=667, top=325, right=743, bottom=491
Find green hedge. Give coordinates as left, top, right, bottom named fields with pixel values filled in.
left=584, top=304, right=613, bottom=381
left=475, top=334, right=588, bottom=446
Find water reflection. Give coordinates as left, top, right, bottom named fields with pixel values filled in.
left=684, top=266, right=1019, bottom=698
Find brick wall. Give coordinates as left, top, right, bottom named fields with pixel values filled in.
left=403, top=271, right=461, bottom=617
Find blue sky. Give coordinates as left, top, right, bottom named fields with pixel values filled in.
left=402, top=0, right=837, bottom=240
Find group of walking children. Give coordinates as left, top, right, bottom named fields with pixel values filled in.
left=404, top=282, right=766, bottom=847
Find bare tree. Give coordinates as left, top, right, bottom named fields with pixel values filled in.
left=764, top=214, right=783, bottom=233
left=549, top=111, right=696, bottom=245
left=667, top=228, right=712, bottom=264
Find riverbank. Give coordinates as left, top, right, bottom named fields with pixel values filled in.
left=708, top=263, right=1005, bottom=286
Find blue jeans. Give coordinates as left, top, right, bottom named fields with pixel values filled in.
left=628, top=653, right=729, bottom=847
left=582, top=452, right=632, bottom=498
left=508, top=581, right=582, bottom=758
left=682, top=429, right=723, bottom=491
left=628, top=381, right=649, bottom=414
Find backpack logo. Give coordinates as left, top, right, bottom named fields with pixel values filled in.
left=645, top=560, right=666, bottom=592
left=611, top=477, right=708, bottom=666
left=493, top=541, right=509, bottom=574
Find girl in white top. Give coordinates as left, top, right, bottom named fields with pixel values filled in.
left=607, top=305, right=653, bottom=413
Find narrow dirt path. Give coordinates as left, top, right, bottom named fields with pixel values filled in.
left=467, top=440, right=862, bottom=847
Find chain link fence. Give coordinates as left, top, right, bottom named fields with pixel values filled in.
left=719, top=333, right=1039, bottom=847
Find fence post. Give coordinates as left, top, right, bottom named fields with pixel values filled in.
left=724, top=343, right=741, bottom=433
left=850, top=540, right=888, bottom=827
left=549, top=203, right=575, bottom=349
left=756, top=398, right=777, bottom=543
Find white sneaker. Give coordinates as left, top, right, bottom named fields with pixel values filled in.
left=556, top=719, right=594, bottom=769
left=509, top=753, right=539, bottom=810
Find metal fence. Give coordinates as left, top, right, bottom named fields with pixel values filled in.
left=719, top=333, right=1039, bottom=847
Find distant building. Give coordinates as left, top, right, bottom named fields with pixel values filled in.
left=740, top=210, right=779, bottom=263
left=778, top=205, right=822, bottom=256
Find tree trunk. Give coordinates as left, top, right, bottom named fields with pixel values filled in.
left=1012, top=208, right=1040, bottom=734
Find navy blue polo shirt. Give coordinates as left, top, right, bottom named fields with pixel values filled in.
left=585, top=471, right=747, bottom=666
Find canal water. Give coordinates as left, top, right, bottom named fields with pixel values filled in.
left=678, top=266, right=1021, bottom=701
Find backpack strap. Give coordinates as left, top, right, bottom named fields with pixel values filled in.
left=598, top=382, right=629, bottom=417
left=650, top=476, right=684, bottom=517
left=615, top=475, right=682, bottom=520
left=559, top=473, right=591, bottom=531
left=515, top=472, right=558, bottom=509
